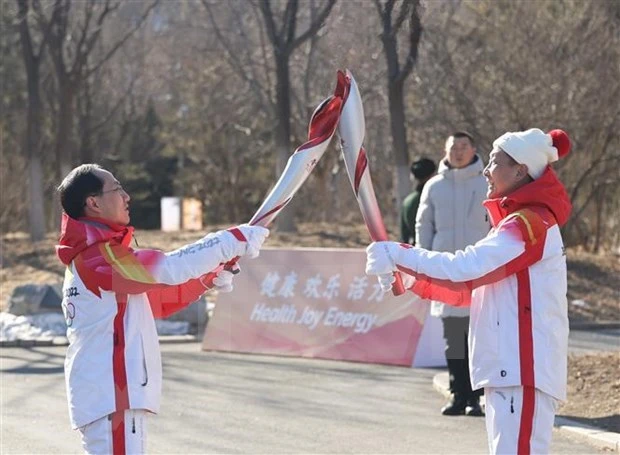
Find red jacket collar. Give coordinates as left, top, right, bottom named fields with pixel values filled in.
left=484, top=166, right=572, bottom=228
left=56, top=213, right=134, bottom=265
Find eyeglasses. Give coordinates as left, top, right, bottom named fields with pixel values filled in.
left=98, top=185, right=125, bottom=195
left=83, top=184, right=127, bottom=208
left=85, top=185, right=125, bottom=202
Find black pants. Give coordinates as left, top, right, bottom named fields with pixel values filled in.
left=442, top=316, right=482, bottom=400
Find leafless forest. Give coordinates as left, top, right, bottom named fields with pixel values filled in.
left=2, top=0, right=619, bottom=252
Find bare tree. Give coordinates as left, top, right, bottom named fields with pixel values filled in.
left=39, top=0, right=158, bottom=180
left=16, top=0, right=53, bottom=241
left=259, top=0, right=336, bottom=231
left=203, top=0, right=337, bottom=231
left=374, top=0, right=422, bottom=214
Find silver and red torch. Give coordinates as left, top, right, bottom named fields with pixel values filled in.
left=337, top=70, right=405, bottom=296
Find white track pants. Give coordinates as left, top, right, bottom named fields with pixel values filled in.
left=78, top=409, right=148, bottom=455
left=484, top=386, right=557, bottom=455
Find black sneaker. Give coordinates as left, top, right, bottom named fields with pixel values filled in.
left=441, top=396, right=467, bottom=416
left=465, top=397, right=484, bottom=417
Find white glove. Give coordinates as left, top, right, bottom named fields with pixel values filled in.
left=212, top=268, right=236, bottom=293
left=376, top=272, right=415, bottom=294
left=378, top=273, right=396, bottom=293
left=365, top=241, right=402, bottom=276
left=367, top=242, right=414, bottom=294
left=401, top=272, right=415, bottom=289
left=225, top=225, right=270, bottom=259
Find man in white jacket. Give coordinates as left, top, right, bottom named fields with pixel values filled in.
left=416, top=131, right=489, bottom=416
left=366, top=129, right=572, bottom=455
left=56, top=164, right=269, bottom=454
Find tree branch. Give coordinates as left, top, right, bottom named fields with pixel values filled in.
left=290, top=0, right=336, bottom=50
left=91, top=74, right=137, bottom=134
left=86, top=0, right=158, bottom=78
left=252, top=3, right=275, bottom=104
left=81, top=1, right=120, bottom=69
left=16, top=0, right=37, bottom=69
left=45, top=0, right=69, bottom=79
left=384, top=0, right=396, bottom=17
left=202, top=0, right=272, bottom=112
left=399, top=0, right=422, bottom=80
left=283, top=0, right=298, bottom=47
left=70, top=0, right=95, bottom=75
left=29, top=0, right=54, bottom=57
left=393, top=0, right=412, bottom=33
left=259, top=0, right=281, bottom=48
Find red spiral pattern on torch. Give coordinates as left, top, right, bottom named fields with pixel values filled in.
left=252, top=197, right=292, bottom=225
left=297, top=71, right=349, bottom=153
left=354, top=147, right=368, bottom=196
left=296, top=97, right=342, bottom=153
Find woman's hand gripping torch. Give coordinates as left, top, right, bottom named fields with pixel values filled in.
left=336, top=70, right=406, bottom=296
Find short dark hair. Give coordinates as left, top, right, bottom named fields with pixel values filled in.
left=410, top=158, right=436, bottom=180
left=451, top=131, right=475, bottom=147
left=57, top=164, right=104, bottom=219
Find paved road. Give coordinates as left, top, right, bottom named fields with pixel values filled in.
left=569, top=328, right=620, bottom=353
left=1, top=343, right=603, bottom=454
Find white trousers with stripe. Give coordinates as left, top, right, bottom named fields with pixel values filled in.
left=78, top=409, right=148, bottom=455
left=485, top=386, right=557, bottom=455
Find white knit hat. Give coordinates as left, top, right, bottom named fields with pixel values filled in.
left=493, top=128, right=571, bottom=180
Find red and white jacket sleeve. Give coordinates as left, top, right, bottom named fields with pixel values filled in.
left=137, top=229, right=244, bottom=285
left=74, top=229, right=245, bottom=317
left=397, top=212, right=547, bottom=307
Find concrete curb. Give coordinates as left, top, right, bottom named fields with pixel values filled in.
left=569, top=320, right=620, bottom=330
left=0, top=337, right=68, bottom=348
left=158, top=335, right=202, bottom=344
left=433, top=372, right=619, bottom=452
left=555, top=417, right=620, bottom=453
left=0, top=335, right=202, bottom=348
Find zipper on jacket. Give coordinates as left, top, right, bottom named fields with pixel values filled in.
left=467, top=190, right=476, bottom=217
left=141, top=358, right=148, bottom=386
left=132, top=416, right=136, bottom=434
left=496, top=304, right=500, bottom=328
left=140, top=336, right=148, bottom=386
left=510, top=396, right=514, bottom=414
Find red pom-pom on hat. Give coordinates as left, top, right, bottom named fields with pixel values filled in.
left=549, top=129, right=570, bottom=159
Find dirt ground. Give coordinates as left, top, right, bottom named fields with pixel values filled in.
left=562, top=352, right=620, bottom=433
left=1, top=223, right=619, bottom=433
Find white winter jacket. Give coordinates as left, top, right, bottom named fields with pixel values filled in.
left=397, top=167, right=571, bottom=401
left=415, top=156, right=490, bottom=317
left=57, top=215, right=245, bottom=429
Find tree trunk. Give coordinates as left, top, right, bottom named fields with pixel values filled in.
left=274, top=57, right=295, bottom=232
left=387, top=78, right=410, bottom=218
left=593, top=185, right=606, bottom=253
left=50, top=82, right=76, bottom=231
left=79, top=84, right=94, bottom=163
left=25, top=83, right=45, bottom=241
left=28, top=156, right=46, bottom=240
left=18, top=0, right=47, bottom=241
left=55, top=82, right=76, bottom=179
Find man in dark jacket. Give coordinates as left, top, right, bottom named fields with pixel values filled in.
left=400, top=158, right=436, bottom=244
